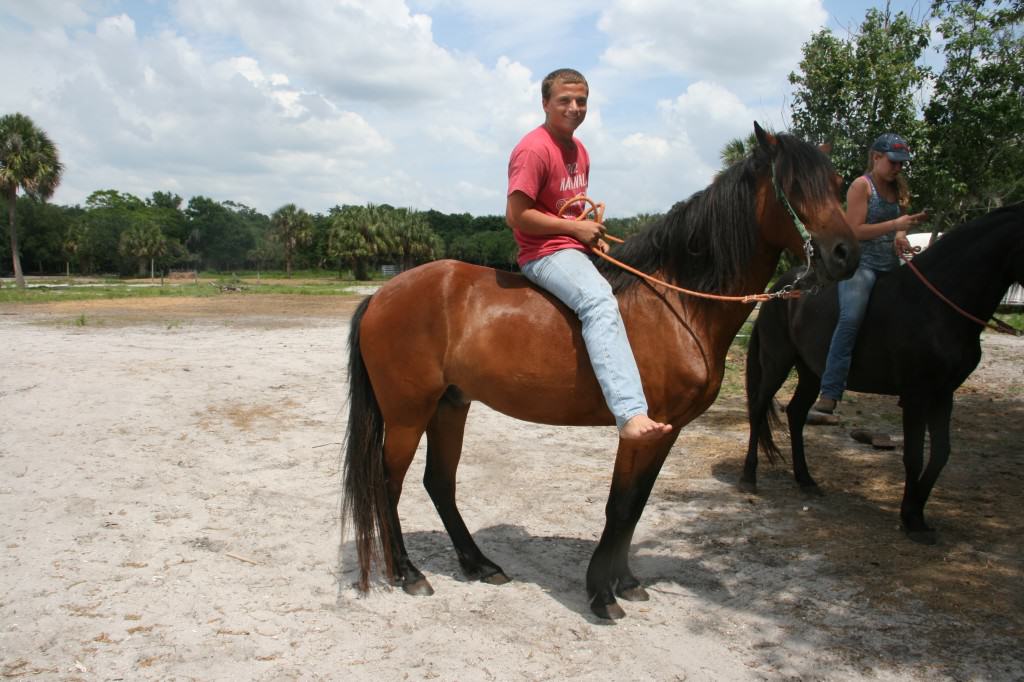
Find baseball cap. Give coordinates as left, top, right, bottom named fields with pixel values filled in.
left=871, top=133, right=911, bottom=162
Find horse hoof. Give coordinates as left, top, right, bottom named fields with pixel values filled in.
left=590, top=600, right=626, bottom=620
left=737, top=479, right=758, bottom=494
left=616, top=584, right=649, bottom=602
left=904, top=528, right=937, bottom=545
left=402, top=577, right=435, bottom=596
left=480, top=571, right=511, bottom=586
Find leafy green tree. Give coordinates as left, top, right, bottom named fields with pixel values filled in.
left=75, top=190, right=147, bottom=274
left=270, top=203, right=313, bottom=277
left=788, top=8, right=930, bottom=185
left=0, top=113, right=64, bottom=287
left=916, top=0, right=1024, bottom=224
left=146, top=191, right=189, bottom=245
left=16, top=197, right=76, bottom=274
left=185, top=197, right=260, bottom=271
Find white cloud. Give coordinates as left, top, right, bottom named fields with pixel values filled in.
left=598, top=0, right=827, bottom=92
left=174, top=0, right=463, bottom=104
left=658, top=80, right=763, bottom=162
left=0, top=1, right=860, bottom=219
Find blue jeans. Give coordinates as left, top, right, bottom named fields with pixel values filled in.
left=820, top=266, right=879, bottom=400
left=521, top=248, right=648, bottom=428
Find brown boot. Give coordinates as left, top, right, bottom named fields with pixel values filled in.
left=812, top=396, right=837, bottom=414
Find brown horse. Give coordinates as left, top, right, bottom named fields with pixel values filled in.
left=343, top=123, right=859, bottom=620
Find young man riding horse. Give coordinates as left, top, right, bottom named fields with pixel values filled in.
left=506, top=68, right=672, bottom=442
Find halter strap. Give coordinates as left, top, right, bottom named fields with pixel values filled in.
left=770, top=161, right=812, bottom=241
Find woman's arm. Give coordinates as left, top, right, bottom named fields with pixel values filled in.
left=844, top=177, right=927, bottom=240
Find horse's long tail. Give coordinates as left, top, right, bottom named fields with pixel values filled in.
left=746, top=316, right=783, bottom=465
left=342, top=295, right=393, bottom=591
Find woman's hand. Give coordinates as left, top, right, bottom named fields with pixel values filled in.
left=897, top=211, right=929, bottom=231
left=894, top=233, right=912, bottom=255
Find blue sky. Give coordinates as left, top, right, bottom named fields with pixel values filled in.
left=1, top=0, right=935, bottom=217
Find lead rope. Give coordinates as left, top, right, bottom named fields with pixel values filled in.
left=899, top=251, right=1022, bottom=336
left=558, top=194, right=801, bottom=304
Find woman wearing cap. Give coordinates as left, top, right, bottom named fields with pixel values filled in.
left=813, top=133, right=930, bottom=415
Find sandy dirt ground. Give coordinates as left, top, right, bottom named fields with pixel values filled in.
left=1, top=294, right=1022, bottom=681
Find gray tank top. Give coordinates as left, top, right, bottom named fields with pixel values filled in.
left=857, top=174, right=901, bottom=272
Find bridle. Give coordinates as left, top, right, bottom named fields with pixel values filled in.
left=769, top=159, right=818, bottom=293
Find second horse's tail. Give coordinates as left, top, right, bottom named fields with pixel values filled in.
left=342, top=296, right=393, bottom=591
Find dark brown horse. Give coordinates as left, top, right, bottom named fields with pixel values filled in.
left=343, top=123, right=859, bottom=619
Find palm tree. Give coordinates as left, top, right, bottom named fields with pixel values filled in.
left=118, top=221, right=167, bottom=280
left=270, top=203, right=313, bottom=277
left=326, top=204, right=395, bottom=280
left=62, top=221, right=88, bottom=278
left=388, top=208, right=442, bottom=271
left=719, top=133, right=758, bottom=169
left=0, top=113, right=64, bottom=288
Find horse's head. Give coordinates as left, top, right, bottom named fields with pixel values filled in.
left=753, top=122, right=859, bottom=288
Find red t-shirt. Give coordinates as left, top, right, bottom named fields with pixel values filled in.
left=507, top=125, right=590, bottom=267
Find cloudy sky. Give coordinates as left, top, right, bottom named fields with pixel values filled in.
left=2, top=0, right=931, bottom=218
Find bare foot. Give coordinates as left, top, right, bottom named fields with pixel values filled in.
left=619, top=415, right=673, bottom=441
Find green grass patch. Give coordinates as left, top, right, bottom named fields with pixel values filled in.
left=0, top=279, right=375, bottom=303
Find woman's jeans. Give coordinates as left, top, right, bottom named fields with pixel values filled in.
left=521, top=248, right=647, bottom=429
left=819, top=265, right=879, bottom=400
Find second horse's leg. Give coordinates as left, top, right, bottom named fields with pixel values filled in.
left=424, top=399, right=510, bottom=585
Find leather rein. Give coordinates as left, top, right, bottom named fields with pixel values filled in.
left=899, top=251, right=1022, bottom=336
left=558, top=191, right=805, bottom=304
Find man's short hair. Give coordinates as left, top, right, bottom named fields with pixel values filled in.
left=541, top=68, right=588, bottom=101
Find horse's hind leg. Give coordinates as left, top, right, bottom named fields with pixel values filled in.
left=741, top=339, right=797, bottom=493
left=382, top=424, right=436, bottom=595
left=423, top=399, right=510, bottom=585
left=899, top=393, right=949, bottom=544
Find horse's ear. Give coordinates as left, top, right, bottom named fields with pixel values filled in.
left=754, top=121, right=776, bottom=150
left=819, top=142, right=833, bottom=155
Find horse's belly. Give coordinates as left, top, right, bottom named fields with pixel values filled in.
left=451, top=355, right=615, bottom=427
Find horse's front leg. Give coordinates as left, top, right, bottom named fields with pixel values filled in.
left=587, top=435, right=677, bottom=620
left=786, top=364, right=823, bottom=494
left=899, top=394, right=936, bottom=544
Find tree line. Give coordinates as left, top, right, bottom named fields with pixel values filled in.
left=0, top=187, right=520, bottom=282
left=3, top=0, right=1020, bottom=287
left=0, top=184, right=648, bottom=283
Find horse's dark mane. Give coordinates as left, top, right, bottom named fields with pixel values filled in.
left=598, top=132, right=837, bottom=295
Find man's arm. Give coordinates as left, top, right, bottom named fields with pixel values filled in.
left=505, top=190, right=605, bottom=246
